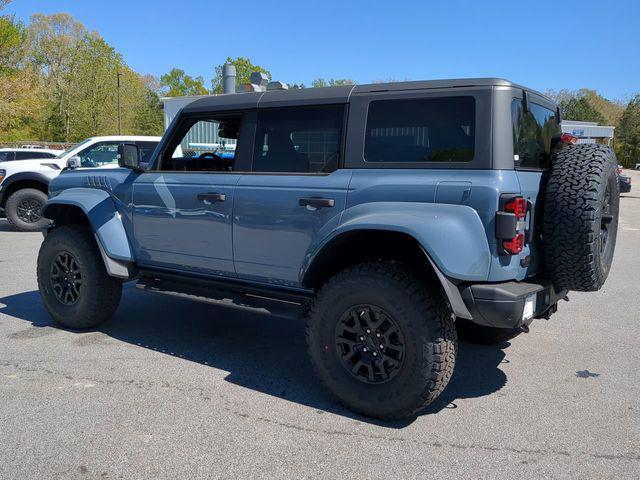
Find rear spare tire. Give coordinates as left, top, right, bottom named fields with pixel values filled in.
left=543, top=144, right=619, bottom=291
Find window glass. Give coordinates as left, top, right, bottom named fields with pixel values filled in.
left=56, top=138, right=92, bottom=158
left=0, top=151, right=15, bottom=161
left=364, top=96, right=475, bottom=163
left=78, top=142, right=120, bottom=167
left=15, top=151, right=46, bottom=160
left=253, top=106, right=344, bottom=173
left=163, top=116, right=240, bottom=171
left=136, top=141, right=159, bottom=164
left=512, top=99, right=561, bottom=169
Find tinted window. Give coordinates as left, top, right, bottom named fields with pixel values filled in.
left=253, top=106, right=344, bottom=173
left=78, top=142, right=120, bottom=167
left=512, top=99, right=561, bottom=169
left=364, top=96, right=475, bottom=163
left=163, top=116, right=241, bottom=171
left=15, top=151, right=51, bottom=160
left=136, top=141, right=159, bottom=164
left=0, top=152, right=15, bottom=161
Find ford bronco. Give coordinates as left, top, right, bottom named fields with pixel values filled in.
left=36, top=79, right=620, bottom=419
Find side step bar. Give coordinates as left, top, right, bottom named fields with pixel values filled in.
left=135, top=271, right=312, bottom=319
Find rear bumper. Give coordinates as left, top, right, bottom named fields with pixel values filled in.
left=460, top=279, right=567, bottom=329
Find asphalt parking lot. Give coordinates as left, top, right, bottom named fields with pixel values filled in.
left=0, top=170, right=639, bottom=480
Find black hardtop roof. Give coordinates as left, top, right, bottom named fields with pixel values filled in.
left=182, top=78, right=551, bottom=113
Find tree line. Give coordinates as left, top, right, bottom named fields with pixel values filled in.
left=1, top=6, right=638, bottom=166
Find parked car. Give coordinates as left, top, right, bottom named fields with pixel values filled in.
left=0, top=136, right=161, bottom=231
left=619, top=174, right=632, bottom=193
left=0, top=148, right=63, bottom=162
left=35, top=79, right=619, bottom=419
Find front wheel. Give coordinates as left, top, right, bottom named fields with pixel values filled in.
left=306, top=262, right=457, bottom=420
left=37, top=224, right=123, bottom=329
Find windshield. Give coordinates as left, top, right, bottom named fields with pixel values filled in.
left=56, top=138, right=93, bottom=158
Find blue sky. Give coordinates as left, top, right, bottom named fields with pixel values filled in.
left=7, top=0, right=640, bottom=100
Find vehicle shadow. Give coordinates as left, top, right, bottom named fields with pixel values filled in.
left=0, top=286, right=508, bottom=427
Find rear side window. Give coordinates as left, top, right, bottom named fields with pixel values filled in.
left=253, top=106, right=344, bottom=173
left=364, top=96, right=475, bottom=163
left=15, top=151, right=48, bottom=160
left=512, top=98, right=561, bottom=169
left=0, top=152, right=15, bottom=161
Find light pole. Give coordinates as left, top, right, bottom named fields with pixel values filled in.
left=116, top=71, right=122, bottom=135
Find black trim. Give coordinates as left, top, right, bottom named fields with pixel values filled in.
left=460, top=278, right=567, bottom=329
left=136, top=267, right=315, bottom=304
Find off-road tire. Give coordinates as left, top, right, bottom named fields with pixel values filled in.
left=37, top=224, right=122, bottom=329
left=306, top=262, right=457, bottom=420
left=5, top=188, right=50, bottom=232
left=456, top=318, right=522, bottom=345
left=543, top=144, right=619, bottom=291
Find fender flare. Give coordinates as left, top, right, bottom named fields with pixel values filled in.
left=0, top=171, right=51, bottom=206
left=42, top=188, right=134, bottom=278
left=300, top=202, right=491, bottom=319
left=304, top=202, right=492, bottom=282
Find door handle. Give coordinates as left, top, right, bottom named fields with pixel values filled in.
left=299, top=197, right=335, bottom=208
left=197, top=192, right=226, bottom=203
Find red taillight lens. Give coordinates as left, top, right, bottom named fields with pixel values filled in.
left=503, top=233, right=524, bottom=255
left=560, top=133, right=579, bottom=144
left=505, top=197, right=527, bottom=220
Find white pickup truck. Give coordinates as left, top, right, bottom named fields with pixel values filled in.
left=0, top=136, right=160, bottom=231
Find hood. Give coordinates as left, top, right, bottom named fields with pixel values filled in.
left=0, top=158, right=64, bottom=171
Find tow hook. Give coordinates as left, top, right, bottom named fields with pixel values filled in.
left=563, top=295, right=570, bottom=302
left=519, top=324, right=530, bottom=334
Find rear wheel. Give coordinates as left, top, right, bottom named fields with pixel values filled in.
left=5, top=188, right=50, bottom=232
left=37, top=224, right=122, bottom=329
left=306, top=262, right=457, bottom=420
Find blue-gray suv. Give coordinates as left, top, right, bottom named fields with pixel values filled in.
left=36, top=79, right=620, bottom=419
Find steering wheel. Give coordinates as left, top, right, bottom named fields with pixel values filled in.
left=197, top=152, right=231, bottom=171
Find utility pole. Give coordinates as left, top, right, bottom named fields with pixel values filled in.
left=116, top=71, right=122, bottom=135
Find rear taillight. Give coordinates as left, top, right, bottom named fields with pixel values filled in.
left=560, top=133, right=579, bottom=145
left=503, top=233, right=524, bottom=255
left=504, top=197, right=527, bottom=220
left=496, top=195, right=528, bottom=255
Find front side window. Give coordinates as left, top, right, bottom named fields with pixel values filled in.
left=162, top=116, right=241, bottom=171
left=253, top=106, right=344, bottom=173
left=364, top=96, right=475, bottom=163
left=512, top=98, right=561, bottom=169
left=78, top=142, right=120, bottom=167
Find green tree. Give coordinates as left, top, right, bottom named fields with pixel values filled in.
left=0, top=13, right=24, bottom=73
left=131, top=75, right=163, bottom=135
left=26, top=13, right=88, bottom=140
left=160, top=68, right=208, bottom=96
left=311, top=78, right=356, bottom=88
left=616, top=95, right=640, bottom=168
left=211, top=56, right=271, bottom=93
left=559, top=96, right=606, bottom=124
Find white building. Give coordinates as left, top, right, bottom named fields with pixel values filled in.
left=561, top=120, right=615, bottom=145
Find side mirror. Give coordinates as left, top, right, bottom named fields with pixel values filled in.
left=67, top=156, right=81, bottom=169
left=118, top=143, right=140, bottom=170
